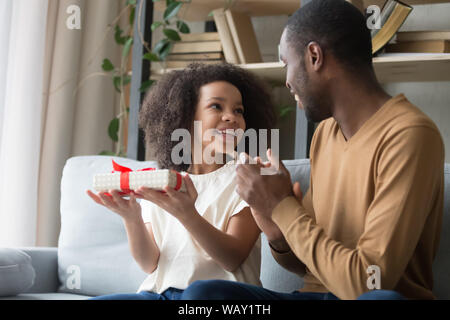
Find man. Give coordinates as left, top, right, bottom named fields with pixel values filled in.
left=181, top=0, right=445, bottom=300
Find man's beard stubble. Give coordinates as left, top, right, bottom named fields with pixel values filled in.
left=296, top=62, right=330, bottom=123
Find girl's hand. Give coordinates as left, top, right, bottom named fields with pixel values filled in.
left=135, top=174, right=199, bottom=223
left=86, top=189, right=142, bottom=223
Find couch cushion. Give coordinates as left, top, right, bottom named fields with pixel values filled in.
left=58, top=156, right=155, bottom=296
left=432, top=163, right=450, bottom=299
left=0, top=248, right=36, bottom=297
left=0, top=292, right=90, bottom=300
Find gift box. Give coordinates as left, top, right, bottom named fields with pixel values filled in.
left=93, top=160, right=186, bottom=194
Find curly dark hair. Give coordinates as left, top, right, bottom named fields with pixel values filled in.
left=138, top=62, right=277, bottom=171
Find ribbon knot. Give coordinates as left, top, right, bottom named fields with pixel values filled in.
left=111, top=159, right=155, bottom=194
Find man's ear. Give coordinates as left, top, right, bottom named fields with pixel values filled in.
left=305, top=41, right=323, bottom=72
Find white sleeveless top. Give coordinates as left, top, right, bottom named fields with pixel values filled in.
left=137, top=161, right=262, bottom=294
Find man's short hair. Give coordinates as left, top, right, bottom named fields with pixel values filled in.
left=286, top=0, right=373, bottom=72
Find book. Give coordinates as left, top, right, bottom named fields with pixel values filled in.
left=212, top=9, right=240, bottom=64
left=224, top=9, right=262, bottom=64
left=171, top=41, right=222, bottom=54
left=167, top=52, right=224, bottom=61
left=164, top=60, right=224, bottom=69
left=370, top=0, right=397, bottom=38
left=179, top=32, right=221, bottom=42
left=371, top=0, right=413, bottom=54
left=385, top=40, right=450, bottom=53
left=396, top=30, right=450, bottom=42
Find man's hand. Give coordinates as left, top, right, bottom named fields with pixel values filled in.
left=243, top=162, right=305, bottom=252
left=235, top=149, right=294, bottom=220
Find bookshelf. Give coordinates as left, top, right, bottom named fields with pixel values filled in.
left=154, top=1, right=301, bottom=21
left=154, top=1, right=450, bottom=22
left=202, top=53, right=450, bottom=84
left=364, top=0, right=450, bottom=7
left=154, top=0, right=450, bottom=83
left=158, top=54, right=450, bottom=83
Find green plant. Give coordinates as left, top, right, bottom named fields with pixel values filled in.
left=278, top=104, right=295, bottom=119
left=100, top=0, right=191, bottom=156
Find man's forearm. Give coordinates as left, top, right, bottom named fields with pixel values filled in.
left=268, top=235, right=291, bottom=253
left=268, top=233, right=307, bottom=277
left=250, top=207, right=307, bottom=276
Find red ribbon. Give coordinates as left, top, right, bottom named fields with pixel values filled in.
left=104, top=160, right=182, bottom=196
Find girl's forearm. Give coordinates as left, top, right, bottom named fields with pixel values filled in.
left=179, top=213, right=247, bottom=272
left=123, top=217, right=160, bottom=274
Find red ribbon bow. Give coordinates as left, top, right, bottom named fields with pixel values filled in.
left=104, top=160, right=182, bottom=196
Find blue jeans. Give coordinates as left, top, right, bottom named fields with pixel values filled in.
left=88, top=280, right=406, bottom=300
left=88, top=287, right=183, bottom=300
left=179, top=280, right=406, bottom=300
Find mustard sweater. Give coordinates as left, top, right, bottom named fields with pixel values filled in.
left=272, top=94, right=445, bottom=300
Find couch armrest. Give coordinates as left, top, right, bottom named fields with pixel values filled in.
left=19, top=247, right=59, bottom=293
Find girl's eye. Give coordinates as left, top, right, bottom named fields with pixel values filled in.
left=235, top=108, right=244, bottom=114
left=210, top=104, right=221, bottom=110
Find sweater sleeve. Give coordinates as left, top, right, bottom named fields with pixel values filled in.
left=272, top=126, right=444, bottom=299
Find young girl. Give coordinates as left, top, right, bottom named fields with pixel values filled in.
left=86, top=63, right=276, bottom=300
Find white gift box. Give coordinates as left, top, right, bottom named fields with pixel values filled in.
left=93, top=169, right=186, bottom=193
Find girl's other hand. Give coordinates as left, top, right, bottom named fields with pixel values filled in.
left=86, top=189, right=142, bottom=223
left=135, top=174, right=198, bottom=223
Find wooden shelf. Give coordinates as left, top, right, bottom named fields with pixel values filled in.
left=243, top=54, right=450, bottom=83
left=155, top=54, right=450, bottom=83
left=154, top=0, right=450, bottom=21
left=154, top=0, right=301, bottom=21
left=364, top=0, right=450, bottom=7
left=373, top=53, right=450, bottom=82
left=244, top=54, right=450, bottom=83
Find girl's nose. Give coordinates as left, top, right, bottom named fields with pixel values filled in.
left=222, top=111, right=237, bottom=123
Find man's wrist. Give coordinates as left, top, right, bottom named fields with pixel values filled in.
left=268, top=190, right=294, bottom=215
left=268, top=236, right=291, bottom=254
